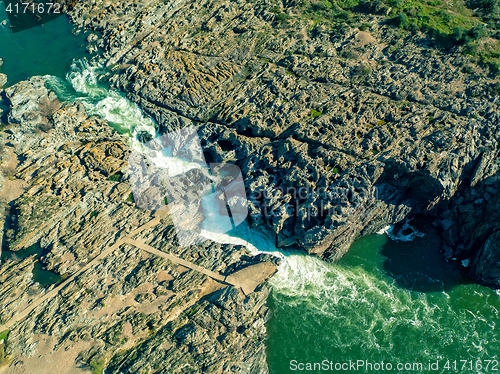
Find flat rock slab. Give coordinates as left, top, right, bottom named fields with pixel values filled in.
left=226, top=262, right=278, bottom=296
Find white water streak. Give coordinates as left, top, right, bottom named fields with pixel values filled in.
left=52, top=59, right=428, bottom=303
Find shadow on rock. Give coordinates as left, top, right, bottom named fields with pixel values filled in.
left=380, top=216, right=470, bottom=293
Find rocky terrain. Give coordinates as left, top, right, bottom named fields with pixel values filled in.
left=0, top=77, right=278, bottom=373
left=0, top=59, right=6, bottom=90
left=1, top=0, right=500, bottom=372
left=60, top=0, right=500, bottom=287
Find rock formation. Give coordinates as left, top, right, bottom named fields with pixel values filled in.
left=0, top=77, right=278, bottom=373
left=1, top=0, right=500, bottom=372
left=64, top=0, right=500, bottom=287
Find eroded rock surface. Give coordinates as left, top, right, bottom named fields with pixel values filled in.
left=0, top=77, right=278, bottom=373
left=1, top=0, right=500, bottom=372
left=63, top=0, right=500, bottom=286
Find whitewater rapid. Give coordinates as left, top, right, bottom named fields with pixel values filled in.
left=42, top=59, right=457, bottom=300
left=45, top=59, right=329, bottom=295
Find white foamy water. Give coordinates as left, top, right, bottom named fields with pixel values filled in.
left=51, top=59, right=157, bottom=137
left=385, top=218, right=426, bottom=242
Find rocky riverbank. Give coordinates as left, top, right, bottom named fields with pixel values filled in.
left=61, top=0, right=500, bottom=288
left=0, top=59, right=6, bottom=90
left=0, top=77, right=278, bottom=373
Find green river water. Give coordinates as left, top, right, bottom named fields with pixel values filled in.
left=1, top=13, right=499, bottom=374
left=1, top=243, right=63, bottom=288
left=266, top=229, right=500, bottom=374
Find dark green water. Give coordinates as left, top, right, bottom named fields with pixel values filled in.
left=32, top=259, right=62, bottom=288
left=1, top=243, right=62, bottom=288
left=1, top=205, right=62, bottom=288
left=266, top=231, right=500, bottom=373
left=0, top=8, right=88, bottom=87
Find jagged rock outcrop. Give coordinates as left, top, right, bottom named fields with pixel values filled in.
left=62, top=0, right=500, bottom=286
left=0, top=77, right=278, bottom=373
left=1, top=0, right=500, bottom=371
left=0, top=58, right=6, bottom=89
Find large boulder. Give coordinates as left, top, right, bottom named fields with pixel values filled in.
left=0, top=73, right=6, bottom=88
left=469, top=190, right=500, bottom=288
left=471, top=231, right=500, bottom=288
left=4, top=77, right=52, bottom=126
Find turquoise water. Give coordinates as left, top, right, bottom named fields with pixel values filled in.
left=266, top=231, right=500, bottom=373
left=0, top=7, right=88, bottom=86
left=46, top=59, right=157, bottom=138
